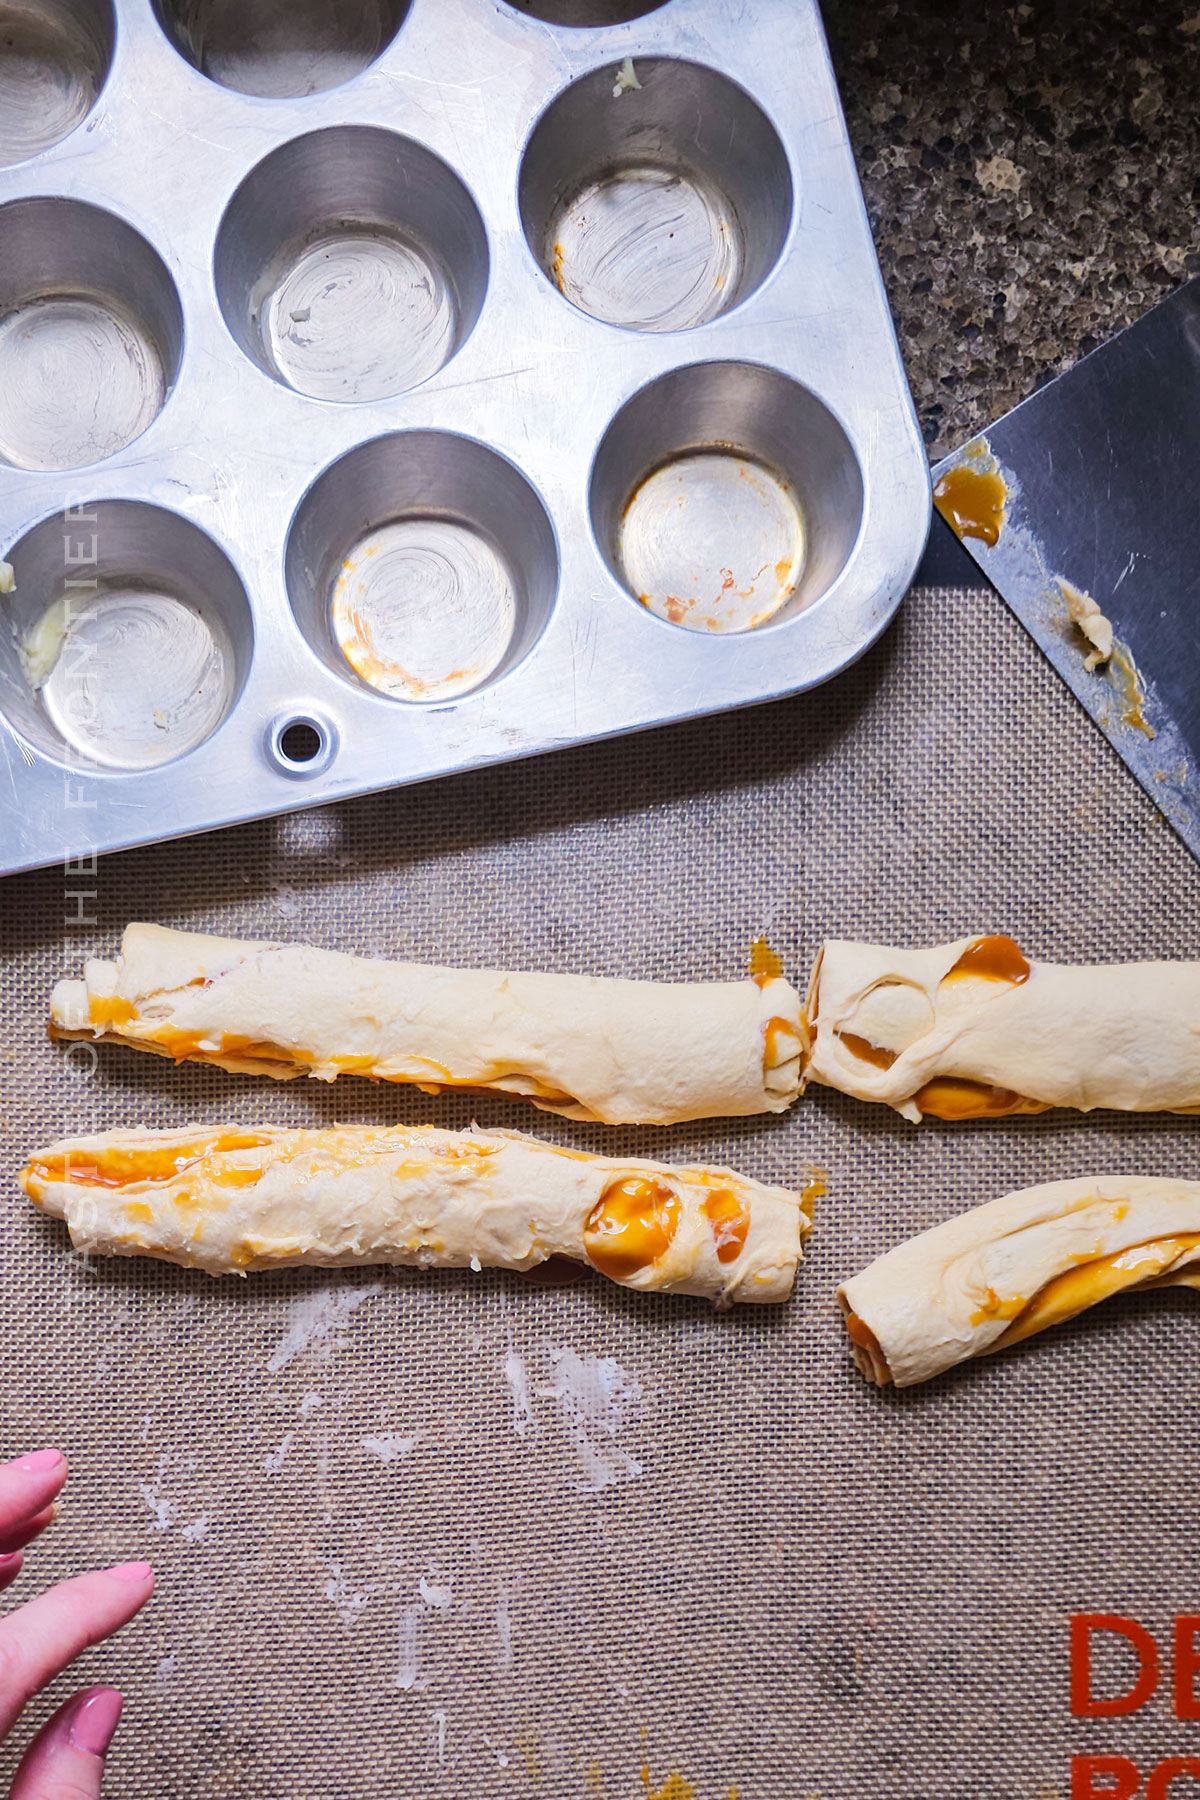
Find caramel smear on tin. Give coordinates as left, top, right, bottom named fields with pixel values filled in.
left=933, top=442, right=1008, bottom=547
left=914, top=1076, right=1047, bottom=1121
left=943, top=934, right=1031, bottom=987
left=583, top=1175, right=681, bottom=1280
left=748, top=936, right=783, bottom=983
left=1109, top=643, right=1155, bottom=739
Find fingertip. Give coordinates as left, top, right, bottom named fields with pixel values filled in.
left=10, top=1684, right=122, bottom=1799
left=11, top=1448, right=66, bottom=1476
left=68, top=1685, right=123, bottom=1757
left=0, top=1549, right=23, bottom=1591
left=105, top=1559, right=154, bottom=1586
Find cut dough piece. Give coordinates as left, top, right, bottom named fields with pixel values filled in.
left=805, top=934, right=1200, bottom=1122
left=21, top=1123, right=808, bottom=1304
left=839, top=1175, right=1200, bottom=1386
left=49, top=923, right=806, bottom=1126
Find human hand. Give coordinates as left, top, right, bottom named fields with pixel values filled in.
left=0, top=1449, right=154, bottom=1797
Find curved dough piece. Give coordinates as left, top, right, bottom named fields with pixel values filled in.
left=49, top=924, right=806, bottom=1127
left=805, top=934, right=1200, bottom=1121
left=21, top=1123, right=807, bottom=1305
left=839, top=1175, right=1200, bottom=1386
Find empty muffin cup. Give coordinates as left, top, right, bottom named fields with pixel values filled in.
left=286, top=433, right=558, bottom=703
left=590, top=362, right=864, bottom=633
left=0, top=501, right=252, bottom=769
left=0, top=199, right=181, bottom=473
left=215, top=127, right=488, bottom=404
left=152, top=0, right=410, bottom=98
left=519, top=58, right=792, bottom=332
left=0, top=0, right=113, bottom=167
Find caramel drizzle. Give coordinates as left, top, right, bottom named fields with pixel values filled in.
left=749, top=937, right=783, bottom=985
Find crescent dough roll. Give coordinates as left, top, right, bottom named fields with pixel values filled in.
left=839, top=1176, right=1200, bottom=1386
left=804, top=934, right=1200, bottom=1122
left=20, top=1123, right=808, bottom=1304
left=48, top=925, right=805, bottom=1128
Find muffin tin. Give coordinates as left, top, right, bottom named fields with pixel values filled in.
left=0, top=0, right=929, bottom=875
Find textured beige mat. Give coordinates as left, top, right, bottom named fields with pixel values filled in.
left=1, top=583, right=1198, bottom=1799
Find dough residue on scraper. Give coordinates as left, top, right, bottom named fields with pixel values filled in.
left=1056, top=577, right=1154, bottom=738
left=1057, top=578, right=1113, bottom=671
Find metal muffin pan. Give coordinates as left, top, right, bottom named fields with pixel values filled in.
left=0, top=0, right=930, bottom=876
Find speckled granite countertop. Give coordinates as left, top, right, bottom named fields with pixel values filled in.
left=823, top=0, right=1200, bottom=458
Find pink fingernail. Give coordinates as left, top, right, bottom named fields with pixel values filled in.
left=69, top=1687, right=123, bottom=1757
left=106, top=1560, right=153, bottom=1582
left=0, top=1551, right=22, bottom=1571
left=13, top=1448, right=63, bottom=1474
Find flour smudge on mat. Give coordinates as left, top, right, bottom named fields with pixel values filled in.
left=266, top=1281, right=384, bottom=1372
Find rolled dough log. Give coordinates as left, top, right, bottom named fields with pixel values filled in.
left=839, top=1175, right=1200, bottom=1385
left=49, top=924, right=806, bottom=1126
left=804, top=933, right=1200, bottom=1121
left=21, top=1123, right=810, bottom=1304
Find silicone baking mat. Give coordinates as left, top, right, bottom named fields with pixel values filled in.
left=1, top=584, right=1197, bottom=1799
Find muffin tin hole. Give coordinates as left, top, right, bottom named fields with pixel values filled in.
left=519, top=58, right=792, bottom=332
left=267, top=713, right=336, bottom=776
left=153, top=0, right=410, bottom=99
left=215, top=127, right=488, bottom=404
left=286, top=433, right=559, bottom=703
left=590, top=362, right=864, bottom=632
left=0, top=0, right=113, bottom=167
left=504, top=2, right=667, bottom=23
left=0, top=501, right=252, bottom=769
left=279, top=719, right=323, bottom=762
left=0, top=199, right=182, bottom=473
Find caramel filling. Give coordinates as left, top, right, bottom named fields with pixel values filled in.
left=844, top=1309, right=892, bottom=1384
left=583, top=1176, right=681, bottom=1281
left=148, top=1028, right=308, bottom=1067
left=701, top=1188, right=750, bottom=1264
left=110, top=1024, right=575, bottom=1103
left=942, top=934, right=1030, bottom=986
left=990, top=1233, right=1200, bottom=1351
left=87, top=994, right=136, bottom=1026
left=933, top=459, right=1007, bottom=547
left=914, top=1077, right=1047, bottom=1120
left=30, top=1131, right=270, bottom=1189
left=839, top=1032, right=898, bottom=1070
left=763, top=1016, right=801, bottom=1069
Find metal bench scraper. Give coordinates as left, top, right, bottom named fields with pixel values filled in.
left=931, top=277, right=1200, bottom=862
